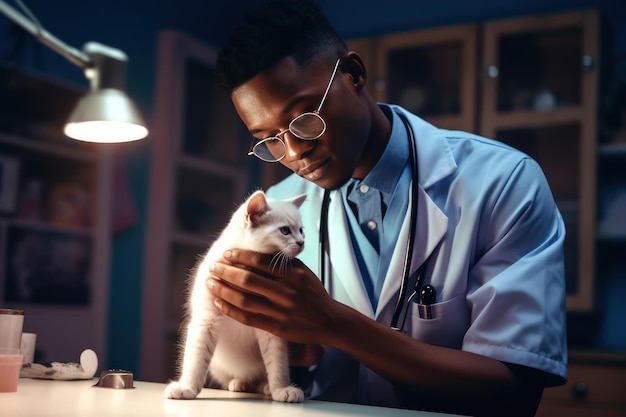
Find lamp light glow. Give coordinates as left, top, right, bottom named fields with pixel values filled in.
left=65, top=121, right=148, bottom=143
left=63, top=88, right=148, bottom=142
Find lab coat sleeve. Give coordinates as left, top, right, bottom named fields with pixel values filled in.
left=462, top=156, right=568, bottom=386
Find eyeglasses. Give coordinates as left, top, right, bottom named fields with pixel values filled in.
left=248, top=58, right=342, bottom=162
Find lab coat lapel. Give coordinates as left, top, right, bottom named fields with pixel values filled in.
left=326, top=189, right=375, bottom=318
left=411, top=186, right=449, bottom=273
left=375, top=184, right=448, bottom=318
left=373, top=104, right=454, bottom=320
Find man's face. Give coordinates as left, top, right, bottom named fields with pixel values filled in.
left=232, top=56, right=372, bottom=190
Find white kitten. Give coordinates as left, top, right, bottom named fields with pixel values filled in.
left=165, top=190, right=306, bottom=403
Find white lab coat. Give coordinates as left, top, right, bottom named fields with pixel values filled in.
left=266, top=105, right=567, bottom=408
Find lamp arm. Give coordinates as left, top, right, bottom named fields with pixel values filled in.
left=0, top=0, right=92, bottom=69
left=0, top=1, right=148, bottom=142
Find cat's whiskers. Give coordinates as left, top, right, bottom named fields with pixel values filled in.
left=269, top=250, right=291, bottom=276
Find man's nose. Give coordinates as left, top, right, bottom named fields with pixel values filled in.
left=283, top=132, right=315, bottom=160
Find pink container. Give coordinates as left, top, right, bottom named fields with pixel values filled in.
left=0, top=348, right=23, bottom=393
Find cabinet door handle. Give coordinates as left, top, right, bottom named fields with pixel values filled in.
left=572, top=381, right=588, bottom=400
left=582, top=55, right=594, bottom=71
left=486, top=65, right=499, bottom=79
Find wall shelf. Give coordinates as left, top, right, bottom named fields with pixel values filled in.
left=140, top=30, right=247, bottom=383
left=0, top=65, right=112, bottom=364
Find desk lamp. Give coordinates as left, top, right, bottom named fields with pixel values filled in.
left=0, top=0, right=148, bottom=143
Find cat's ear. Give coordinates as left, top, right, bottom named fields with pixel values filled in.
left=246, top=191, right=270, bottom=226
left=287, top=193, right=307, bottom=208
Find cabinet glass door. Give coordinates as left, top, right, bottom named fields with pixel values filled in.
left=481, top=10, right=600, bottom=311
left=373, top=24, right=478, bottom=132
left=495, top=26, right=584, bottom=112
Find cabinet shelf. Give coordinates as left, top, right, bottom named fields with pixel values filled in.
left=141, top=30, right=248, bottom=382
left=0, top=218, right=94, bottom=237
left=596, top=233, right=626, bottom=242
left=0, top=66, right=112, bottom=364
left=0, top=132, right=99, bottom=162
left=487, top=107, right=584, bottom=130
left=599, top=143, right=626, bottom=156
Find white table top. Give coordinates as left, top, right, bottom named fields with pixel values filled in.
left=2, top=378, right=457, bottom=417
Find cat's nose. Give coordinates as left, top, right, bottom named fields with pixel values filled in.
left=297, top=240, right=304, bottom=248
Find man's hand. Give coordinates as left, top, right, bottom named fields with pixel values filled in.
left=207, top=249, right=341, bottom=346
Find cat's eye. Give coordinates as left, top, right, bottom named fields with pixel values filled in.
left=280, top=226, right=291, bottom=235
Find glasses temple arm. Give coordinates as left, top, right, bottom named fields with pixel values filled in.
left=315, top=58, right=341, bottom=113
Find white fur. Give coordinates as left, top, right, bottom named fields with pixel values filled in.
left=165, top=191, right=306, bottom=403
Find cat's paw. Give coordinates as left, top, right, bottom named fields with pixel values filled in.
left=271, top=386, right=304, bottom=403
left=227, top=378, right=248, bottom=392
left=164, top=381, right=199, bottom=399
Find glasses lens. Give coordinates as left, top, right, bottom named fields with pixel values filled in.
left=290, top=113, right=326, bottom=140
left=253, top=137, right=286, bottom=162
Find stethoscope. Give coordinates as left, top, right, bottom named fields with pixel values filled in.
left=318, top=112, right=436, bottom=332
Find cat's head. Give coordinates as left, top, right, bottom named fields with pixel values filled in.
left=243, top=190, right=306, bottom=260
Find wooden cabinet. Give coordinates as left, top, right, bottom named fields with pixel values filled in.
left=348, top=23, right=478, bottom=132
left=480, top=10, right=602, bottom=312
left=536, top=353, right=626, bottom=417
left=0, top=65, right=112, bottom=364
left=349, top=10, right=606, bottom=312
left=140, top=30, right=248, bottom=382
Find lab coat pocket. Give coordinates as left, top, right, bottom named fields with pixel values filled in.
left=406, top=294, right=469, bottom=349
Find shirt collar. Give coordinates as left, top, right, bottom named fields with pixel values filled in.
left=346, top=104, right=409, bottom=195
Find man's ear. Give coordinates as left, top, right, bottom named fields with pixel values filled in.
left=342, top=51, right=367, bottom=91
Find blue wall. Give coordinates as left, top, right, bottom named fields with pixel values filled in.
left=1, top=0, right=624, bottom=377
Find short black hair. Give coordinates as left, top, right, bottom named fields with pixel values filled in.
left=216, top=0, right=347, bottom=93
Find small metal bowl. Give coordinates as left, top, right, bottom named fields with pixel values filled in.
left=93, top=369, right=134, bottom=389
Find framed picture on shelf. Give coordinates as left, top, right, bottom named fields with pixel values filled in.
left=0, top=154, right=19, bottom=212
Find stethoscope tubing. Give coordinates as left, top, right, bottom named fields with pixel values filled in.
left=319, top=112, right=426, bottom=331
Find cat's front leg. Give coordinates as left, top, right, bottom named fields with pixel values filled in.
left=165, top=318, right=220, bottom=399
left=256, top=330, right=304, bottom=403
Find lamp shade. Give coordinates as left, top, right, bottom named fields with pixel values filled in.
left=64, top=88, right=148, bottom=143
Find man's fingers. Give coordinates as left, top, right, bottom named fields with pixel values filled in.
left=209, top=259, right=299, bottom=307
left=208, top=271, right=294, bottom=318
left=210, top=260, right=276, bottom=293
left=223, top=249, right=272, bottom=271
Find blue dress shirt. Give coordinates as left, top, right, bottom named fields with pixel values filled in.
left=342, top=107, right=411, bottom=309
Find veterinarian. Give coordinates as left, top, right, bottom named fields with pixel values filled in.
left=207, top=1, right=567, bottom=415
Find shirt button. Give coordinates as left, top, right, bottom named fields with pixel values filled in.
left=359, top=184, right=370, bottom=194
left=367, top=220, right=377, bottom=230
